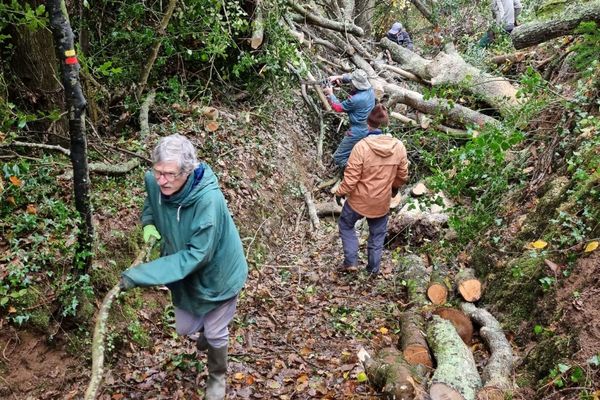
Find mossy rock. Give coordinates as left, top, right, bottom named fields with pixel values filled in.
left=518, top=176, right=570, bottom=240
left=484, top=255, right=546, bottom=333
left=525, top=334, right=575, bottom=380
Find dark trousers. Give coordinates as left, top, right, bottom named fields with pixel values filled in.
left=338, top=202, right=389, bottom=272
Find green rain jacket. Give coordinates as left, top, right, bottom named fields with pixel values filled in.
left=122, top=163, right=248, bottom=315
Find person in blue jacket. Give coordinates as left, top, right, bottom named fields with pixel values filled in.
left=120, top=134, right=248, bottom=400
left=323, top=69, right=375, bottom=168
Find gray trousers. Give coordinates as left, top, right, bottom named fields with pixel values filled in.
left=339, top=202, right=388, bottom=272
left=175, top=296, right=237, bottom=348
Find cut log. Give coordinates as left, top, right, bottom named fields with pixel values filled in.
left=204, top=120, right=219, bottom=132
left=202, top=106, right=219, bottom=120
left=139, top=90, right=155, bottom=138
left=490, top=51, right=529, bottom=65
left=359, top=346, right=418, bottom=400
left=511, top=2, right=600, bottom=49
left=427, top=316, right=482, bottom=400
left=399, top=254, right=431, bottom=307
left=398, top=311, right=433, bottom=368
left=455, top=268, right=482, bottom=302
left=432, top=307, right=473, bottom=345
left=427, top=269, right=448, bottom=305
left=389, top=112, right=470, bottom=138
left=461, top=303, right=514, bottom=400
left=411, top=182, right=428, bottom=197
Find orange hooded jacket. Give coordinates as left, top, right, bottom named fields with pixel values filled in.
left=336, top=134, right=409, bottom=218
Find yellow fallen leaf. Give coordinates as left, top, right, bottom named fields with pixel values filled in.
left=296, top=374, right=309, bottom=383
left=234, top=372, right=245, bottom=380
left=529, top=240, right=548, bottom=249
left=8, top=306, right=17, bottom=313
left=9, top=176, right=22, bottom=187
left=356, top=371, right=368, bottom=382
left=584, top=241, right=598, bottom=253
left=26, top=204, right=37, bottom=214
left=379, top=327, right=389, bottom=335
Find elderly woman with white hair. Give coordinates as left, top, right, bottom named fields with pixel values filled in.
left=120, top=133, right=248, bottom=400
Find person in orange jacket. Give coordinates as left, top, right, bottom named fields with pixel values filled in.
left=335, top=104, right=409, bottom=274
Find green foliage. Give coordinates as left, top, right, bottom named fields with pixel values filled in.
left=127, top=320, right=151, bottom=348
left=572, top=22, right=600, bottom=72
left=82, top=0, right=299, bottom=98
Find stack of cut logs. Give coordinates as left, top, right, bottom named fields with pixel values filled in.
left=359, top=254, right=513, bottom=400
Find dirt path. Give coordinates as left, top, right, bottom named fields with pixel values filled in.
left=93, top=218, right=406, bottom=399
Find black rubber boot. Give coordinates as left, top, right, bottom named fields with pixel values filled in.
left=205, top=344, right=227, bottom=400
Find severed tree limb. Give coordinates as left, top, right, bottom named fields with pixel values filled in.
left=389, top=111, right=471, bottom=138
left=384, top=83, right=500, bottom=127
left=427, top=268, right=449, bottom=305
left=381, top=39, right=520, bottom=114
left=300, top=184, right=320, bottom=230
left=315, top=201, right=342, bottom=216
left=376, top=63, right=424, bottom=83
left=10, top=140, right=142, bottom=176
left=288, top=2, right=364, bottom=36
left=250, top=0, right=265, bottom=49
left=427, top=316, right=482, bottom=400
left=461, top=302, right=514, bottom=400
left=85, top=238, right=156, bottom=400
left=511, top=2, right=600, bottom=49
left=139, top=89, right=155, bottom=139
left=136, top=0, right=177, bottom=99
left=9, top=140, right=70, bottom=156
left=306, top=70, right=331, bottom=111
left=490, top=51, right=530, bottom=65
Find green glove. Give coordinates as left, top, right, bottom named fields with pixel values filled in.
left=143, top=224, right=161, bottom=242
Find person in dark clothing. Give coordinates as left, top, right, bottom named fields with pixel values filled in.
left=323, top=69, right=376, bottom=168
left=386, top=22, right=414, bottom=50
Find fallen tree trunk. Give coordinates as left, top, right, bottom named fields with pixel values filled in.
left=359, top=346, right=422, bottom=400
left=455, top=268, right=482, bottom=302
left=511, top=2, right=600, bottom=49
left=427, top=316, right=482, bottom=400
left=381, top=39, right=520, bottom=113
left=384, top=83, right=500, bottom=128
left=432, top=307, right=473, bottom=345
left=461, top=303, right=514, bottom=400
left=400, top=254, right=431, bottom=306
left=399, top=311, right=433, bottom=367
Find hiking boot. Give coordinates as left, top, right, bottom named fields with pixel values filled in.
left=205, top=344, right=228, bottom=400
left=339, top=265, right=359, bottom=273
left=366, top=267, right=380, bottom=276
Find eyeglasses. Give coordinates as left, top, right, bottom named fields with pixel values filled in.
left=152, top=168, right=185, bottom=182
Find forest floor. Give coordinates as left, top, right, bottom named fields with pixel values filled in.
left=0, top=93, right=599, bottom=399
